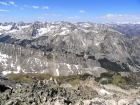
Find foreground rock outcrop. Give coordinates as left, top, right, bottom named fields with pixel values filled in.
left=0, top=76, right=15, bottom=92
left=0, top=76, right=140, bottom=105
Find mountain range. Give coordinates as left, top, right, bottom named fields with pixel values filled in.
left=0, top=21, right=140, bottom=76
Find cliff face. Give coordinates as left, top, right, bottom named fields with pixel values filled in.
left=0, top=42, right=103, bottom=76
left=0, top=22, right=140, bottom=76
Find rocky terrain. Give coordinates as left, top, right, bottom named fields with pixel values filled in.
left=0, top=74, right=140, bottom=105
left=0, top=21, right=140, bottom=76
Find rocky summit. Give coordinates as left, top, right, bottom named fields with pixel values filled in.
left=0, top=75, right=140, bottom=105
left=0, top=21, right=140, bottom=76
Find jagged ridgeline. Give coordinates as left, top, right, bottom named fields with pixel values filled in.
left=0, top=21, right=140, bottom=76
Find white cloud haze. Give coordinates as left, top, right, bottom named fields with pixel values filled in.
left=20, top=8, right=24, bottom=10
left=0, top=9, right=9, bottom=12
left=0, top=2, right=9, bottom=6
left=9, top=1, right=18, bottom=6
left=68, top=16, right=80, bottom=19
left=97, top=14, right=140, bottom=20
left=32, top=6, right=39, bottom=9
left=42, top=6, right=49, bottom=9
left=79, top=10, right=86, bottom=13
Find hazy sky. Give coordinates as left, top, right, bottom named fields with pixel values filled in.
left=0, top=0, right=140, bottom=23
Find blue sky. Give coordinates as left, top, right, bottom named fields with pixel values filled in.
left=0, top=0, right=140, bottom=23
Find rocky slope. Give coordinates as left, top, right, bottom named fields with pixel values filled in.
left=0, top=21, right=140, bottom=76
left=0, top=75, right=140, bottom=105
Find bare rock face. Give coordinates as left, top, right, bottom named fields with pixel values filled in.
left=0, top=22, right=140, bottom=76
left=0, top=76, right=15, bottom=92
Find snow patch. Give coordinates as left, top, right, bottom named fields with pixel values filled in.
left=59, top=27, right=71, bottom=35
left=75, top=65, right=79, bottom=69
left=94, top=38, right=100, bottom=46
left=95, top=42, right=100, bottom=46
left=7, top=29, right=18, bottom=33
left=13, top=71, right=19, bottom=74
left=20, top=25, right=30, bottom=29
left=11, top=63, right=14, bottom=68
left=83, top=23, right=91, bottom=27
left=61, top=27, right=68, bottom=30
left=0, top=52, right=10, bottom=59
left=22, top=69, right=27, bottom=74
left=13, top=65, right=21, bottom=74
left=66, top=64, right=71, bottom=69
left=56, top=69, right=59, bottom=76
left=81, top=29, right=90, bottom=33
left=50, top=25, right=56, bottom=29
left=93, top=30, right=98, bottom=33
left=38, top=28, right=49, bottom=36
left=83, top=25, right=90, bottom=27
left=64, top=63, right=73, bottom=73
left=59, top=30, right=70, bottom=35
left=17, top=65, right=21, bottom=71
left=2, top=71, right=12, bottom=75
left=99, top=89, right=111, bottom=95
left=93, top=67, right=101, bottom=70
left=0, top=52, right=11, bottom=67
left=75, top=65, right=80, bottom=74
left=0, top=25, right=12, bottom=31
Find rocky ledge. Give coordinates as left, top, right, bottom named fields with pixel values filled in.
left=0, top=75, right=140, bottom=105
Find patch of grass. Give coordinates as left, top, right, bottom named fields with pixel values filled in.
left=80, top=73, right=92, bottom=80
left=95, top=72, right=135, bottom=89
left=100, top=72, right=114, bottom=78
left=95, top=72, right=114, bottom=82
left=69, top=79, right=81, bottom=86
left=6, top=73, right=92, bottom=85
left=6, top=73, right=53, bottom=83
left=57, top=73, right=92, bottom=86
left=56, top=75, right=77, bottom=83
left=101, top=80, right=108, bottom=85
left=112, top=75, right=127, bottom=89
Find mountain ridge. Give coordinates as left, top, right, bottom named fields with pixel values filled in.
left=0, top=21, right=140, bottom=76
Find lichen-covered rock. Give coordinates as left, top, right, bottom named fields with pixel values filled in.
left=0, top=76, right=140, bottom=105
left=0, top=76, right=15, bottom=94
